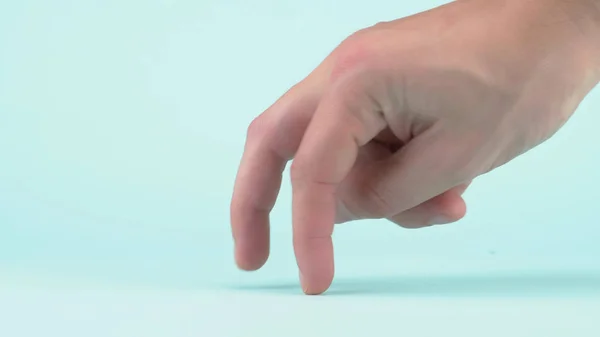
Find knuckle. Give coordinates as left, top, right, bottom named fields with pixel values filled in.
left=246, top=115, right=268, bottom=145
left=445, top=161, right=474, bottom=186
left=448, top=146, right=489, bottom=183
left=290, top=157, right=335, bottom=190
left=371, top=20, right=392, bottom=30
left=330, top=32, right=378, bottom=82
left=441, top=163, right=475, bottom=190
left=433, top=132, right=487, bottom=184
left=360, top=181, right=396, bottom=218
left=289, top=158, right=308, bottom=184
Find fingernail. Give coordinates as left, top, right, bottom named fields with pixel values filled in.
left=299, top=271, right=309, bottom=293
left=430, top=216, right=450, bottom=225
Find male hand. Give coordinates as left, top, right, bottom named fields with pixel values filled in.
left=231, top=0, right=600, bottom=294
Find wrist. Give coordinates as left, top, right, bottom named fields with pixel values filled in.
left=496, top=0, right=600, bottom=119
left=553, top=0, right=600, bottom=74
left=516, top=0, right=600, bottom=87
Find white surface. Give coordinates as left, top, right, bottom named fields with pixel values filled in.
left=1, top=283, right=599, bottom=337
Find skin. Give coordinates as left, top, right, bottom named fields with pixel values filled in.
left=230, top=0, right=600, bottom=295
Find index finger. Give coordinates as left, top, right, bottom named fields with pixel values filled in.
left=290, top=84, right=386, bottom=294
left=231, top=85, right=318, bottom=271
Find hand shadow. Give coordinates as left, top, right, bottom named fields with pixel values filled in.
left=228, top=271, right=600, bottom=297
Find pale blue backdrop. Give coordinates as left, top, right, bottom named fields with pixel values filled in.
left=1, top=0, right=599, bottom=336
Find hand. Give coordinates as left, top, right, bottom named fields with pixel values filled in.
left=230, top=0, right=600, bottom=294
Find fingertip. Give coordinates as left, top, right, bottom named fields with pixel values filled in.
left=428, top=190, right=467, bottom=225
left=291, top=184, right=337, bottom=296
left=303, top=287, right=329, bottom=296
left=294, top=236, right=335, bottom=295
left=441, top=191, right=468, bottom=222
left=234, top=236, right=270, bottom=271
left=235, top=250, right=268, bottom=271
left=300, top=270, right=333, bottom=295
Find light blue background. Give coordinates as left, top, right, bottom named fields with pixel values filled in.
left=1, top=0, right=599, bottom=336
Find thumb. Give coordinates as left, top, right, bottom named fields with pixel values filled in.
left=354, top=124, right=477, bottom=220
left=387, top=182, right=470, bottom=229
